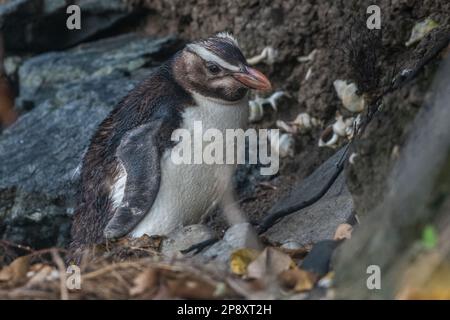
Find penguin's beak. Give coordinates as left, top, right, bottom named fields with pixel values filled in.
left=233, top=66, right=272, bottom=92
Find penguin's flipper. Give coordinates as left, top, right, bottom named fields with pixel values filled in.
left=103, top=120, right=164, bottom=239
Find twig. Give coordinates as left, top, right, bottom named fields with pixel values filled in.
left=31, top=247, right=67, bottom=257
left=0, top=288, right=56, bottom=299
left=51, top=249, right=69, bottom=300
left=82, top=261, right=144, bottom=280
left=0, top=240, right=34, bottom=252
left=111, top=270, right=131, bottom=289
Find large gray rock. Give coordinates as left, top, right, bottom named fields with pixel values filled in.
left=0, top=34, right=180, bottom=248
left=0, top=0, right=142, bottom=53
left=17, top=33, right=180, bottom=109
left=263, top=148, right=354, bottom=246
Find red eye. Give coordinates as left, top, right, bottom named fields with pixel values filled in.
left=207, top=63, right=221, bottom=74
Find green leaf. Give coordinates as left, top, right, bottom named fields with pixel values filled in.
left=422, top=225, right=438, bottom=249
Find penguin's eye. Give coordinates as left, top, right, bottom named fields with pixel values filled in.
left=206, top=63, right=221, bottom=75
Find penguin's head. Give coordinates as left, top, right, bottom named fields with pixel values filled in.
left=173, top=33, right=272, bottom=102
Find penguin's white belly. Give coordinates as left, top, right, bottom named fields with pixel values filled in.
left=130, top=94, right=248, bottom=237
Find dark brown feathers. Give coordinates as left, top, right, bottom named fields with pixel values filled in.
left=69, top=57, right=193, bottom=253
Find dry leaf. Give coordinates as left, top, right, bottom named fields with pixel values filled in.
left=334, top=223, right=353, bottom=240
left=279, top=268, right=317, bottom=292
left=0, top=255, right=31, bottom=286
left=26, top=265, right=54, bottom=287
left=405, top=18, right=439, bottom=47
left=247, top=247, right=294, bottom=279
left=166, top=276, right=218, bottom=299
left=226, top=277, right=272, bottom=300
left=230, top=248, right=260, bottom=276
left=280, top=244, right=312, bottom=259
left=129, top=268, right=158, bottom=296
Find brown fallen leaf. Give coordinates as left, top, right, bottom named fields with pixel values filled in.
left=280, top=244, right=313, bottom=259
left=226, top=277, right=269, bottom=299
left=230, top=248, right=260, bottom=276
left=129, top=268, right=158, bottom=297
left=279, top=268, right=317, bottom=292
left=334, top=223, right=353, bottom=240
left=0, top=255, right=31, bottom=286
left=26, top=264, right=54, bottom=287
left=166, top=276, right=219, bottom=299
left=247, top=247, right=295, bottom=280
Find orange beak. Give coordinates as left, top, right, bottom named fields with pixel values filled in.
left=233, top=66, right=272, bottom=92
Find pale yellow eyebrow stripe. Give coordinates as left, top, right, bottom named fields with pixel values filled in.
left=187, top=43, right=241, bottom=72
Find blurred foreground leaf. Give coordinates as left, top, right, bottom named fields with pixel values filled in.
left=230, top=248, right=260, bottom=276
left=422, top=225, right=438, bottom=249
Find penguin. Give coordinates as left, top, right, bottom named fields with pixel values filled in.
left=70, top=33, right=271, bottom=251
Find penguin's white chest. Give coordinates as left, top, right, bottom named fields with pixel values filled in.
left=130, top=94, right=248, bottom=237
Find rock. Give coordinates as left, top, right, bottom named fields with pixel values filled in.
left=0, top=0, right=142, bottom=53
left=223, top=222, right=260, bottom=248
left=202, top=223, right=261, bottom=264
left=263, top=148, right=353, bottom=246
left=17, top=33, right=181, bottom=110
left=281, top=241, right=303, bottom=250
left=161, top=224, right=216, bottom=256
left=0, top=33, right=180, bottom=248
left=301, top=240, right=338, bottom=277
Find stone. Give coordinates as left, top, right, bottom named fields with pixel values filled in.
left=161, top=224, right=216, bottom=256
left=17, top=33, right=180, bottom=110
left=0, top=0, right=142, bottom=53
left=202, top=223, right=261, bottom=264
left=281, top=241, right=303, bottom=250
left=301, top=240, right=338, bottom=277
left=263, top=148, right=354, bottom=246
